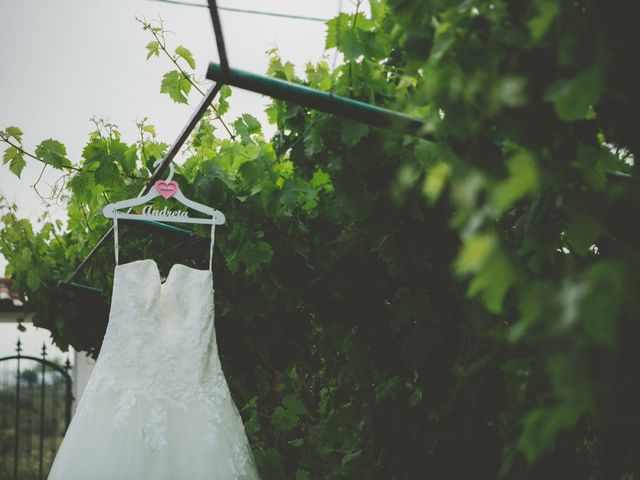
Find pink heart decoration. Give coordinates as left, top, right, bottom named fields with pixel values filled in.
left=155, top=180, right=179, bottom=199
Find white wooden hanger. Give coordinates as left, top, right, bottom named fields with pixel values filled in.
left=102, top=160, right=226, bottom=225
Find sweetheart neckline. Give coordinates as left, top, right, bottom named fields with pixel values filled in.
left=115, top=258, right=212, bottom=288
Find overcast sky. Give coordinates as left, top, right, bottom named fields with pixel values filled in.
left=0, top=0, right=359, bottom=355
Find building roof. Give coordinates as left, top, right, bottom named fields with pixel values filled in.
left=0, top=277, right=24, bottom=312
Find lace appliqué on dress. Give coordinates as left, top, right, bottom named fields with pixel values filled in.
left=142, top=403, right=168, bottom=453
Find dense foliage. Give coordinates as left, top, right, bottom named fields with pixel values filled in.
left=2, top=1, right=639, bottom=477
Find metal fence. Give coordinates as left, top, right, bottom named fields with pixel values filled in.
left=0, top=339, right=72, bottom=480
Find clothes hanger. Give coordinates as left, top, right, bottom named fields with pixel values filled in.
left=103, top=160, right=226, bottom=225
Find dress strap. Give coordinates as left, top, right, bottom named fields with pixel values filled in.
left=208, top=217, right=216, bottom=271
left=113, top=211, right=119, bottom=265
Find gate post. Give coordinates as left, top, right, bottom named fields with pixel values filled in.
left=13, top=338, right=21, bottom=480
left=64, top=357, right=72, bottom=429
left=39, top=343, right=47, bottom=480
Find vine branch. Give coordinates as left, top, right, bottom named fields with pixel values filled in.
left=0, top=134, right=145, bottom=182
left=0, top=134, right=81, bottom=172
left=136, top=16, right=236, bottom=140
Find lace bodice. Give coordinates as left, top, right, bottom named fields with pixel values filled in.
left=97, top=260, right=220, bottom=383
left=74, top=259, right=255, bottom=477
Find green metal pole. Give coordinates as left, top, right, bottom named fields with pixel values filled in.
left=206, top=63, right=431, bottom=138
left=56, top=281, right=103, bottom=295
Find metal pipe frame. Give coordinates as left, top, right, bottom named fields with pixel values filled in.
left=206, top=62, right=431, bottom=137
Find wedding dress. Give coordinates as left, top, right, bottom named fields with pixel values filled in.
left=48, top=219, right=259, bottom=479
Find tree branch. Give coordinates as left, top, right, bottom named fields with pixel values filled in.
left=0, top=134, right=81, bottom=172
left=0, top=134, right=146, bottom=182
left=136, top=17, right=236, bottom=140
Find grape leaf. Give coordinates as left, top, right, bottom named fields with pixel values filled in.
left=271, top=394, right=307, bottom=432
left=4, top=126, right=23, bottom=142
left=35, top=139, right=70, bottom=169
left=565, top=214, right=605, bottom=256
left=340, top=121, right=369, bottom=147
left=94, top=161, right=119, bottom=185
left=237, top=240, right=273, bottom=275
left=121, top=144, right=138, bottom=173
left=160, top=70, right=192, bottom=104
left=545, top=68, right=604, bottom=121
left=234, top=114, right=262, bottom=141
left=491, top=151, right=539, bottom=212
left=3, top=146, right=26, bottom=177
left=175, top=45, right=196, bottom=69
left=145, top=40, right=160, bottom=59
left=68, top=170, right=95, bottom=203
left=215, top=85, right=232, bottom=117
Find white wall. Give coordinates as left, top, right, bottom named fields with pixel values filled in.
left=72, top=350, right=96, bottom=413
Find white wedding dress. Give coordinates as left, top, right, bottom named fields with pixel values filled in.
left=48, top=220, right=259, bottom=479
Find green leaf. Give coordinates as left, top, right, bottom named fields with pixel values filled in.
left=4, top=126, right=23, bottom=142
left=175, top=45, right=196, bottom=69
left=564, top=214, right=605, bottom=256
left=3, top=146, right=26, bottom=177
left=310, top=169, right=334, bottom=193
left=192, top=120, right=216, bottom=149
left=571, top=144, right=624, bottom=191
left=325, top=14, right=349, bottom=49
left=519, top=404, right=585, bottom=462
left=409, top=388, right=423, bottom=407
left=580, top=261, right=623, bottom=347
left=215, top=85, right=232, bottom=117
left=35, top=139, right=70, bottom=169
left=467, top=251, right=517, bottom=313
left=455, top=233, right=496, bottom=275
left=375, top=376, right=403, bottom=402
left=26, top=269, right=41, bottom=290
left=122, top=144, right=138, bottom=173
left=68, top=170, right=95, bottom=203
left=234, top=114, right=262, bottom=141
left=509, top=282, right=555, bottom=342
left=528, top=0, right=559, bottom=40
left=238, top=152, right=269, bottom=185
left=491, top=151, right=539, bottom=212
left=457, top=234, right=517, bottom=313
left=325, top=13, right=372, bottom=50
left=10, top=155, right=26, bottom=177
left=545, top=68, right=604, bottom=121
left=145, top=40, right=160, bottom=59
left=430, top=23, right=455, bottom=63
left=237, top=240, right=273, bottom=275
left=271, top=394, right=307, bottom=432
left=94, top=161, right=120, bottom=185
left=3, top=146, right=19, bottom=165
left=141, top=142, right=168, bottom=170
left=82, top=137, right=128, bottom=176
left=422, top=161, right=451, bottom=203
left=288, top=438, right=304, bottom=447
left=304, top=128, right=324, bottom=157
left=267, top=57, right=296, bottom=82
left=160, top=70, right=192, bottom=104
left=280, top=180, right=304, bottom=209
left=369, top=0, right=387, bottom=20
left=295, top=470, right=311, bottom=480
left=340, top=29, right=366, bottom=60
left=142, top=124, right=156, bottom=136
left=340, top=121, right=369, bottom=147
left=305, top=61, right=332, bottom=91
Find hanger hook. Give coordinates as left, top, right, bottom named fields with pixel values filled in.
left=153, top=159, right=175, bottom=182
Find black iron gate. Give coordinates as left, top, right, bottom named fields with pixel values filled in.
left=0, top=339, right=72, bottom=480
